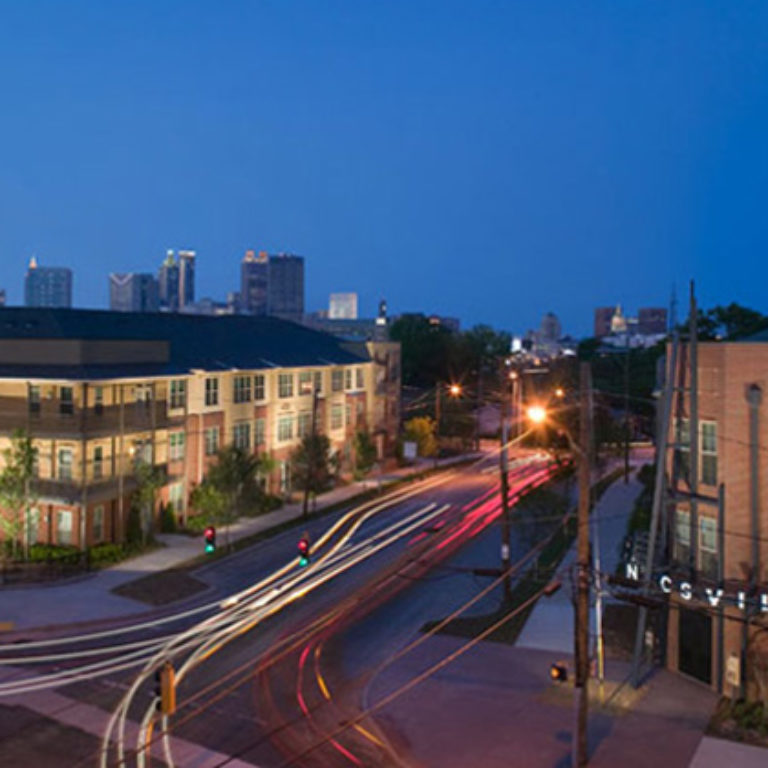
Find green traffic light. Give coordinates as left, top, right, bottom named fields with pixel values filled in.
left=299, top=555, right=309, bottom=567
left=205, top=542, right=215, bottom=554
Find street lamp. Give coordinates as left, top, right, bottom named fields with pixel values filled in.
left=525, top=366, right=593, bottom=768
left=435, top=382, right=462, bottom=464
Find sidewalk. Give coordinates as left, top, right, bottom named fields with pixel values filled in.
left=515, top=464, right=644, bottom=652
left=0, top=455, right=474, bottom=632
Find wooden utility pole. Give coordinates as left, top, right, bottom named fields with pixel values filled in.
left=499, top=382, right=511, bottom=602
left=573, top=362, right=592, bottom=767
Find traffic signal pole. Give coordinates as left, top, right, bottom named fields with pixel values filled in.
left=302, top=387, right=320, bottom=520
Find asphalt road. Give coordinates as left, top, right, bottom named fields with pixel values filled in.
left=1, top=452, right=559, bottom=767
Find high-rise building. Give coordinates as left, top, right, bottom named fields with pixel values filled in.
left=178, top=250, right=196, bottom=308
left=240, top=250, right=269, bottom=315
left=268, top=253, right=304, bottom=322
left=594, top=306, right=615, bottom=338
left=158, top=250, right=180, bottom=311
left=329, top=293, right=358, bottom=320
left=24, top=257, right=72, bottom=308
left=540, top=311, right=562, bottom=342
left=109, top=273, right=160, bottom=313
left=638, top=307, right=668, bottom=335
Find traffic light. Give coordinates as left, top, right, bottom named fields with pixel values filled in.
left=153, top=662, right=176, bottom=715
left=204, top=526, right=216, bottom=554
left=297, top=536, right=311, bottom=567
left=549, top=661, right=568, bottom=683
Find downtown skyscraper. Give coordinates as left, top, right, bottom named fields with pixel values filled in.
left=158, top=249, right=195, bottom=311
left=109, top=273, right=160, bottom=312
left=24, top=257, right=72, bottom=308
left=239, top=251, right=304, bottom=322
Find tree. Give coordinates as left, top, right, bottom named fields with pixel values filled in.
left=403, top=416, right=437, bottom=458
left=189, top=480, right=231, bottom=544
left=131, top=461, right=166, bottom=547
left=0, top=429, right=38, bottom=560
left=291, top=434, right=332, bottom=500
left=191, top=446, right=266, bottom=547
left=354, top=430, right=378, bottom=476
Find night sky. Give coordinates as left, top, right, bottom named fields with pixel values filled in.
left=0, top=1, right=766, bottom=336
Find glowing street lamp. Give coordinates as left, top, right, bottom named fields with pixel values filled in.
left=554, top=387, right=565, bottom=399
left=449, top=383, right=462, bottom=397
left=527, top=405, right=547, bottom=425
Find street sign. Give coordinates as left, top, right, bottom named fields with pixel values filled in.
left=403, top=441, right=417, bottom=460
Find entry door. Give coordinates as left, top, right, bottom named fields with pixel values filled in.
left=678, top=607, right=712, bottom=684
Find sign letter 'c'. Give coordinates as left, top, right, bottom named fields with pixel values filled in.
left=659, top=575, right=672, bottom=594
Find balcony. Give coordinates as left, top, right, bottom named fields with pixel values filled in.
left=0, top=396, right=180, bottom=438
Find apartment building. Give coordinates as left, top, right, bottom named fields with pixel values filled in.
left=0, top=308, right=400, bottom=550
left=660, top=334, right=768, bottom=696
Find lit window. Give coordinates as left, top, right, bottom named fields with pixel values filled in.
left=278, top=373, right=294, bottom=398
left=254, top=375, right=266, bottom=401
left=170, top=379, right=187, bottom=409
left=278, top=416, right=294, bottom=442
left=233, top=422, right=251, bottom=450
left=93, top=505, right=105, bottom=542
left=233, top=376, right=252, bottom=403
left=299, top=371, right=314, bottom=395
left=297, top=412, right=312, bottom=438
left=331, top=404, right=343, bottom=430
left=699, top=516, right=718, bottom=579
left=674, top=507, right=691, bottom=564
left=255, top=418, right=266, bottom=446
left=205, top=378, right=219, bottom=407
left=58, top=448, right=73, bottom=481
left=169, top=432, right=185, bottom=461
left=701, top=421, right=717, bottom=486
left=204, top=427, right=220, bottom=456
left=57, top=510, right=73, bottom=545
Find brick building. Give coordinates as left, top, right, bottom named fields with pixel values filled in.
left=661, top=333, right=768, bottom=696
left=0, top=308, right=400, bottom=550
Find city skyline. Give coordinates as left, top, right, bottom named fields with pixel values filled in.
left=1, top=3, right=765, bottom=335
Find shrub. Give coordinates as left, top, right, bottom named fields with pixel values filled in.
left=160, top=502, right=177, bottom=533
left=89, top=543, right=126, bottom=566
left=27, top=544, right=80, bottom=563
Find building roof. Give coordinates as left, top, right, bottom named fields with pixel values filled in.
left=0, top=307, right=368, bottom=380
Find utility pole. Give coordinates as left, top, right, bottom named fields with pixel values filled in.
left=573, top=361, right=592, bottom=768
left=302, top=387, right=320, bottom=520
left=499, top=376, right=511, bottom=602
left=623, top=332, right=630, bottom=483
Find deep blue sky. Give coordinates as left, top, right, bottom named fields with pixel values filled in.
left=1, top=1, right=766, bottom=336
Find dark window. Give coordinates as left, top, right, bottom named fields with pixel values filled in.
left=59, top=386, right=74, bottom=416
left=29, top=385, right=41, bottom=415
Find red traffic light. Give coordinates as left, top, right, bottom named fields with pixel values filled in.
left=298, top=538, right=310, bottom=555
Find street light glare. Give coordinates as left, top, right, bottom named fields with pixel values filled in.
left=554, top=387, right=565, bottom=398
left=449, top=384, right=462, bottom=396
left=527, top=405, right=547, bottom=424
